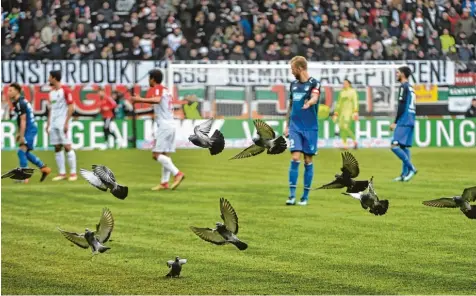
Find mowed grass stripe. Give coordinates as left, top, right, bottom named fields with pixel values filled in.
left=2, top=148, right=475, bottom=294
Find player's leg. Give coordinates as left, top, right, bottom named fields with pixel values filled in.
left=339, top=120, right=349, bottom=150
left=391, top=126, right=416, bottom=181
left=299, top=130, right=318, bottom=206
left=103, top=119, right=110, bottom=148
left=402, top=127, right=417, bottom=182
left=286, top=129, right=303, bottom=205
left=24, top=131, right=51, bottom=182
left=345, top=120, right=358, bottom=149
left=15, top=144, right=29, bottom=184
left=59, top=126, right=77, bottom=181
left=152, top=127, right=184, bottom=190
left=50, top=128, right=67, bottom=181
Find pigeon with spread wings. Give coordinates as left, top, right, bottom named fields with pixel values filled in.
left=230, top=119, right=287, bottom=160
left=57, top=208, right=114, bottom=254
left=2, top=167, right=35, bottom=180
left=342, top=176, right=389, bottom=216
left=166, top=256, right=187, bottom=277
left=422, top=186, right=476, bottom=219
left=190, top=197, right=248, bottom=250
left=188, top=118, right=225, bottom=155
left=316, top=151, right=369, bottom=193
left=80, top=165, right=128, bottom=200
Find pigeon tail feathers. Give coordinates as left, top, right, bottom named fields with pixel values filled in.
left=232, top=240, right=248, bottom=250
left=111, top=185, right=128, bottom=200
left=373, top=200, right=389, bottom=216
left=209, top=130, right=225, bottom=155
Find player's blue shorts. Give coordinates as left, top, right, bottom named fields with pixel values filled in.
left=392, top=125, right=414, bottom=147
left=289, top=129, right=318, bottom=155
left=23, top=129, right=38, bottom=151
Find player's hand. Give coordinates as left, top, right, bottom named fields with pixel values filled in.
left=332, top=115, right=338, bottom=122
left=63, top=123, right=69, bottom=134
left=302, top=102, right=311, bottom=110
left=131, top=95, right=141, bottom=103
left=353, top=113, right=359, bottom=121
left=15, top=134, right=21, bottom=143
left=390, top=123, right=396, bottom=131
left=45, top=123, right=49, bottom=134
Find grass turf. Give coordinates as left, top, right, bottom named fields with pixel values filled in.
left=1, top=148, right=475, bottom=294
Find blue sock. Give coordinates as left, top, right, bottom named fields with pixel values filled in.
left=391, top=146, right=415, bottom=173
left=17, top=149, right=28, bottom=168
left=289, top=160, right=300, bottom=198
left=26, top=151, right=44, bottom=168
left=302, top=162, right=314, bottom=201
left=402, top=147, right=412, bottom=175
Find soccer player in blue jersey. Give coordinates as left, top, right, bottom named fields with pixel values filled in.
left=390, top=66, right=418, bottom=182
left=285, top=56, right=321, bottom=206
left=8, top=83, right=51, bottom=182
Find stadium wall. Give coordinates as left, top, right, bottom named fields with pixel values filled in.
left=1, top=118, right=474, bottom=151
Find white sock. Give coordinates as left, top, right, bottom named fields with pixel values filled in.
left=157, top=154, right=179, bottom=176
left=161, top=166, right=171, bottom=184
left=66, top=150, right=77, bottom=174
left=55, top=151, right=66, bottom=175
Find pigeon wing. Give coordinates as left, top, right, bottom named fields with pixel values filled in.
left=79, top=169, right=108, bottom=191
left=229, top=145, right=265, bottom=160
left=254, top=119, right=276, bottom=140
left=93, top=165, right=116, bottom=185
left=1, top=169, right=16, bottom=179
left=190, top=226, right=226, bottom=245
left=341, top=151, right=360, bottom=178
left=220, top=197, right=239, bottom=234
left=179, top=259, right=187, bottom=265
left=422, top=198, right=458, bottom=208
left=194, top=118, right=214, bottom=136
left=57, top=228, right=89, bottom=249
left=95, top=208, right=114, bottom=243
left=166, top=260, right=174, bottom=267
left=368, top=176, right=378, bottom=200
left=462, top=186, right=476, bottom=202
left=317, top=178, right=346, bottom=190
left=342, top=192, right=362, bottom=200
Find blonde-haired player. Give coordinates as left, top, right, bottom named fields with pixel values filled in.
left=46, top=70, right=77, bottom=181
left=131, top=69, right=185, bottom=190
left=285, top=56, right=321, bottom=206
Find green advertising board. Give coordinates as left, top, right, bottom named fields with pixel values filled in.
left=1, top=118, right=474, bottom=151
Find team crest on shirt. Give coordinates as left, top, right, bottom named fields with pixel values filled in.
left=292, top=92, right=306, bottom=101
left=304, top=85, right=310, bottom=91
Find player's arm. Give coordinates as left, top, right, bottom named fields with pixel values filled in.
left=131, top=95, right=162, bottom=104
left=302, top=84, right=320, bottom=109
left=391, top=86, right=408, bottom=130
left=333, top=92, right=342, bottom=121
left=285, top=85, right=293, bottom=136
left=17, top=102, right=27, bottom=144
left=352, top=89, right=359, bottom=120
left=64, top=88, right=74, bottom=133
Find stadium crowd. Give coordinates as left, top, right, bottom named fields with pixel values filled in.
left=1, top=0, right=476, bottom=62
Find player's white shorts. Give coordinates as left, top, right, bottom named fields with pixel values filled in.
left=153, top=122, right=176, bottom=153
left=49, top=127, right=72, bottom=145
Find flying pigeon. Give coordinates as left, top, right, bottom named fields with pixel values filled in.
left=190, top=197, right=248, bottom=250
left=2, top=167, right=35, bottom=180
left=166, top=256, right=187, bottom=277
left=230, top=119, right=287, bottom=160
left=58, top=207, right=114, bottom=254
left=188, top=118, right=225, bottom=155
left=342, top=176, right=389, bottom=216
left=422, top=186, right=476, bottom=219
left=316, top=151, right=369, bottom=193
left=80, top=165, right=128, bottom=200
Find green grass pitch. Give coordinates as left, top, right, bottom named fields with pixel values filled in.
left=1, top=148, right=475, bottom=294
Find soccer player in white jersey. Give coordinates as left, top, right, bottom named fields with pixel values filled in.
left=46, top=70, right=77, bottom=181
left=131, top=69, right=185, bottom=190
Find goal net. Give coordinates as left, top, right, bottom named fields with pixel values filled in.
left=167, top=62, right=402, bottom=120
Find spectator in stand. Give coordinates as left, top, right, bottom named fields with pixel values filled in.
left=465, top=98, right=476, bottom=117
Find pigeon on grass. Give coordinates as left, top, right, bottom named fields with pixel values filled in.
left=316, top=151, right=369, bottom=193
left=188, top=118, right=225, bottom=155
left=80, top=165, right=128, bottom=200
left=422, top=186, right=476, bottom=219
left=190, top=197, right=248, bottom=250
left=58, top=208, right=114, bottom=254
left=166, top=256, right=187, bottom=277
left=230, top=119, right=287, bottom=160
left=342, top=176, right=389, bottom=216
left=2, top=167, right=35, bottom=180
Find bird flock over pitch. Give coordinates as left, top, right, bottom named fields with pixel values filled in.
left=2, top=119, right=475, bottom=277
